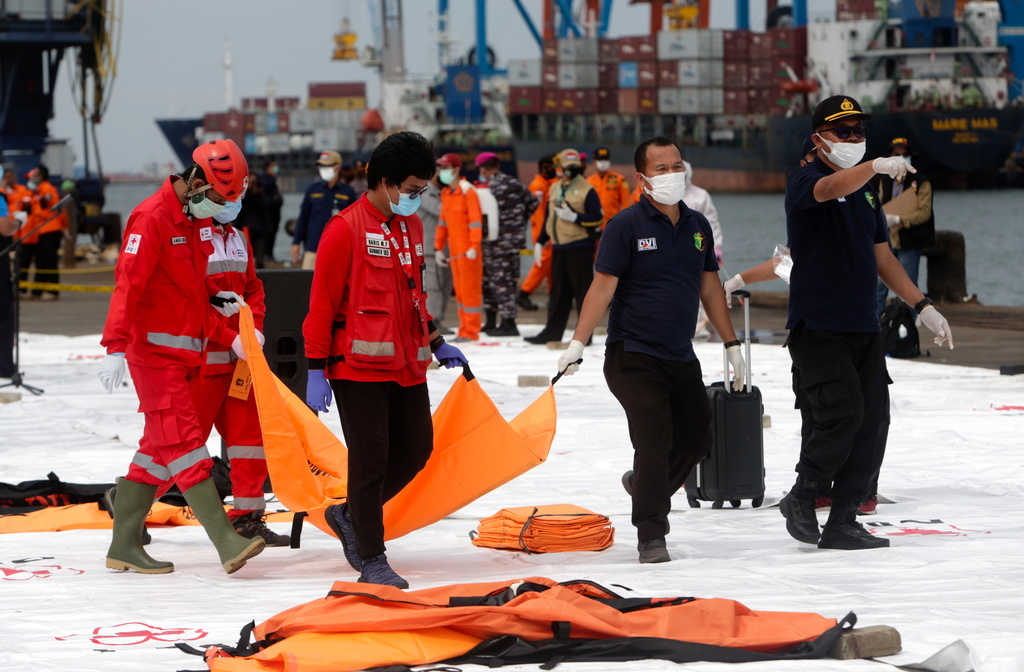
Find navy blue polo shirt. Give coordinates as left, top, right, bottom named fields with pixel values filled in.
left=785, top=157, right=889, bottom=332
left=596, top=196, right=718, bottom=362
left=292, top=179, right=357, bottom=253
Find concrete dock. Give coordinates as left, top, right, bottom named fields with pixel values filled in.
left=15, top=262, right=1024, bottom=373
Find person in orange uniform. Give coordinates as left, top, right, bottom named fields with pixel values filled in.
left=98, top=139, right=266, bottom=576
left=517, top=154, right=557, bottom=311
left=303, top=131, right=468, bottom=589
left=16, top=165, right=65, bottom=301
left=434, top=153, right=484, bottom=342
left=587, top=147, right=632, bottom=231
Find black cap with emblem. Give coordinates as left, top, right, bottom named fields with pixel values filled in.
left=811, top=95, right=871, bottom=130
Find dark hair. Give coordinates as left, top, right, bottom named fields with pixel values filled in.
left=633, top=137, right=680, bottom=173
left=366, top=131, right=435, bottom=189
left=263, top=160, right=277, bottom=171
left=480, top=158, right=500, bottom=170
left=538, top=154, right=554, bottom=168
left=34, top=164, right=50, bottom=181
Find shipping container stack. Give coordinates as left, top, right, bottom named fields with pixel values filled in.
left=765, top=26, right=808, bottom=117
left=654, top=29, right=724, bottom=116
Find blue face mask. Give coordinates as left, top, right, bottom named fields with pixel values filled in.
left=213, top=198, right=243, bottom=223
left=387, top=184, right=422, bottom=217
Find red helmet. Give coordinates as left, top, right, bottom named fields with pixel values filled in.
left=436, top=153, right=462, bottom=168
left=192, top=139, right=249, bottom=200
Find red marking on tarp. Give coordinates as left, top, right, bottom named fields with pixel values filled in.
left=56, top=623, right=208, bottom=646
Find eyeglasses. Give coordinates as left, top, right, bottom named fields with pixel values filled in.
left=405, top=184, right=429, bottom=198
left=820, top=125, right=867, bottom=141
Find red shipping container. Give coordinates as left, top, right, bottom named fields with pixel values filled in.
left=617, top=36, right=638, bottom=62
left=543, top=38, right=559, bottom=63
left=543, top=64, right=559, bottom=87
left=243, top=113, right=256, bottom=134
left=308, top=82, right=366, bottom=98
left=723, top=30, right=750, bottom=62
left=772, top=60, right=805, bottom=81
left=637, top=87, right=657, bottom=115
left=558, top=89, right=599, bottom=114
left=768, top=26, right=807, bottom=57
left=597, top=88, right=619, bottom=114
left=598, top=38, right=619, bottom=63
left=748, top=88, right=773, bottom=114
left=542, top=89, right=561, bottom=113
left=598, top=63, right=619, bottom=89
left=618, top=89, right=639, bottom=114
left=723, top=62, right=749, bottom=89
left=657, top=61, right=679, bottom=87
left=509, top=86, right=543, bottom=114
left=749, top=33, right=772, bottom=62
left=748, top=63, right=773, bottom=89
left=275, top=111, right=290, bottom=134
left=618, top=35, right=656, bottom=62
left=723, top=89, right=750, bottom=115
left=637, top=61, right=658, bottom=88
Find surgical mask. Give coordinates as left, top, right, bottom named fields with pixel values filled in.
left=27, top=180, right=38, bottom=191
left=213, top=198, right=242, bottom=223
left=817, top=134, right=866, bottom=170
left=642, top=171, right=687, bottom=205
left=387, top=184, right=422, bottom=217
left=595, top=160, right=611, bottom=172
left=438, top=169, right=456, bottom=185
left=319, top=166, right=336, bottom=182
left=901, top=155, right=913, bottom=166
left=188, top=193, right=226, bottom=219
left=271, top=164, right=279, bottom=175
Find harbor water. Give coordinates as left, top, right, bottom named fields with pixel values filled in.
left=100, top=182, right=1024, bottom=308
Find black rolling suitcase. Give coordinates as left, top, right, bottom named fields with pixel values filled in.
left=684, top=289, right=766, bottom=509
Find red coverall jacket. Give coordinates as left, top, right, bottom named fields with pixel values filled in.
left=203, top=224, right=266, bottom=375
left=101, top=177, right=233, bottom=366
left=303, top=194, right=433, bottom=387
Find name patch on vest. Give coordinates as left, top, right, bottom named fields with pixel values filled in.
left=366, top=232, right=388, bottom=248
left=171, top=236, right=186, bottom=245
left=368, top=246, right=391, bottom=257
left=637, top=237, right=657, bottom=251
left=199, top=226, right=213, bottom=241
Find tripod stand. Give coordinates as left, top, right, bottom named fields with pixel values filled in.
left=0, top=194, right=71, bottom=396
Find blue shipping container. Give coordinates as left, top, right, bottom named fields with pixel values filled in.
left=618, top=62, right=639, bottom=89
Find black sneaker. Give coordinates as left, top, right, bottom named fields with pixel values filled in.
left=325, top=503, right=362, bottom=571
left=231, top=511, right=291, bottom=547
left=517, top=290, right=538, bottom=311
left=524, top=334, right=553, bottom=345
left=779, top=492, right=821, bottom=544
left=358, top=553, right=409, bottom=588
left=638, top=539, right=670, bottom=564
left=621, top=470, right=634, bottom=496
left=819, top=518, right=890, bottom=550
left=103, top=484, right=152, bottom=546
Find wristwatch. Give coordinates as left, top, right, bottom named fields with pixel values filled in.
left=914, top=297, right=933, bottom=314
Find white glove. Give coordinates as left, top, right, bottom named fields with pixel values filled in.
left=13, top=210, right=27, bottom=224
left=872, top=156, right=915, bottom=181
left=465, top=247, right=478, bottom=260
left=919, top=304, right=953, bottom=349
left=231, top=335, right=247, bottom=361
left=885, top=213, right=901, bottom=227
left=726, top=344, right=746, bottom=392
left=723, top=273, right=745, bottom=308
left=435, top=249, right=448, bottom=267
left=98, top=353, right=126, bottom=393
left=555, top=204, right=578, bottom=222
left=557, top=339, right=585, bottom=377
left=255, top=329, right=265, bottom=347
left=533, top=242, right=543, bottom=267
left=214, top=291, right=246, bottom=317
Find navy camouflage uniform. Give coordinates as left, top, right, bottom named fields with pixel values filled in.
left=482, top=172, right=538, bottom=319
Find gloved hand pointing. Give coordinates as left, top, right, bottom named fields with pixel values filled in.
left=306, top=370, right=333, bottom=413
left=919, top=305, right=954, bottom=349
left=726, top=343, right=746, bottom=392
left=872, top=156, right=916, bottom=181
left=557, top=339, right=585, bottom=376
left=723, top=273, right=745, bottom=308
left=213, top=291, right=246, bottom=317
left=98, top=353, right=126, bottom=393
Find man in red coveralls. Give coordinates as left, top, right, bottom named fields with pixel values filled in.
left=98, top=139, right=266, bottom=575
left=303, top=131, right=468, bottom=589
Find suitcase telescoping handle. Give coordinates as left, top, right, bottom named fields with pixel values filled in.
left=722, top=289, right=753, bottom=394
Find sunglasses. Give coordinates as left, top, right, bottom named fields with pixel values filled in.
left=820, top=125, right=867, bottom=140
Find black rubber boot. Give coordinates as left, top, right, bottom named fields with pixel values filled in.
left=488, top=318, right=519, bottom=336
left=819, top=501, right=891, bottom=550
left=780, top=477, right=822, bottom=544
left=517, top=290, right=538, bottom=311
left=482, top=309, right=497, bottom=333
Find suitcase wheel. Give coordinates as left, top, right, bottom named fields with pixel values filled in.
left=687, top=497, right=700, bottom=508
left=730, top=500, right=741, bottom=509
left=751, top=496, right=764, bottom=508
left=711, top=500, right=724, bottom=509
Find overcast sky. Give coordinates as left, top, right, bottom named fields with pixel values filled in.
left=50, top=1, right=837, bottom=173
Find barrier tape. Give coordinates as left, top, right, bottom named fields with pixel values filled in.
left=20, top=265, right=116, bottom=275
left=19, top=281, right=114, bottom=293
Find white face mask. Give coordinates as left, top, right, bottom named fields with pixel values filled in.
left=816, top=134, right=866, bottom=170
left=319, top=166, right=336, bottom=182
left=188, top=193, right=225, bottom=219
left=900, top=155, right=913, bottom=166
left=642, top=171, right=687, bottom=205
left=595, top=160, right=611, bottom=172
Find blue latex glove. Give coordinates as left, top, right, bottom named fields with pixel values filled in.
left=306, top=370, right=333, bottom=413
left=434, top=342, right=468, bottom=369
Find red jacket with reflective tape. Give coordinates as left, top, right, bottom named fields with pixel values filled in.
left=101, top=177, right=233, bottom=367
left=303, top=194, right=433, bottom=386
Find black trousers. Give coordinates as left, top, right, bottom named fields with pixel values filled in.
left=0, top=248, right=14, bottom=376
left=604, top=342, right=712, bottom=543
left=537, top=245, right=593, bottom=341
left=19, top=230, right=63, bottom=297
left=787, top=324, right=890, bottom=502
left=330, top=378, right=433, bottom=559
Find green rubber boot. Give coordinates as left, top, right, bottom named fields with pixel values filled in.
left=183, top=478, right=265, bottom=574
left=105, top=478, right=174, bottom=574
